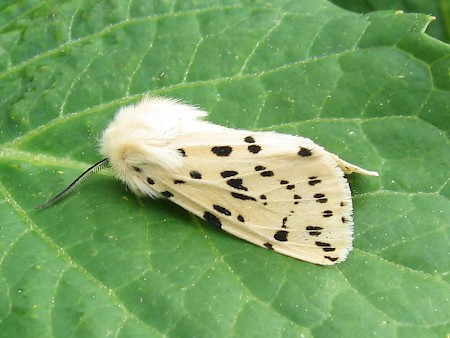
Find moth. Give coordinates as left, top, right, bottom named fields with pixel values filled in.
left=39, top=97, right=378, bottom=265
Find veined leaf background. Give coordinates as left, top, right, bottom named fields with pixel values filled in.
left=0, top=0, right=449, bottom=337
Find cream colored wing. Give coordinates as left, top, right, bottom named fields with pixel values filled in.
left=132, top=129, right=373, bottom=265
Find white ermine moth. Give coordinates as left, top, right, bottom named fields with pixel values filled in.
left=39, top=97, right=378, bottom=265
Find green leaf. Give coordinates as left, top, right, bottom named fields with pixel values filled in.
left=1, top=0, right=449, bottom=337
left=329, top=0, right=450, bottom=43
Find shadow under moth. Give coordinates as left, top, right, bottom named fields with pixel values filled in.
left=38, top=97, right=378, bottom=265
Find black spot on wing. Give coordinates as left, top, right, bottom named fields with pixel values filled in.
left=161, top=191, right=174, bottom=198
left=316, top=241, right=336, bottom=252
left=260, top=194, right=267, bottom=206
left=133, top=166, right=141, bottom=172
left=260, top=170, right=274, bottom=177
left=227, top=178, right=248, bottom=191
left=306, top=226, right=323, bottom=231
left=264, top=242, right=274, bottom=250
left=293, top=194, right=302, bottom=204
left=298, top=147, right=312, bottom=157
left=282, top=217, right=288, bottom=228
left=306, top=226, right=322, bottom=236
left=322, top=210, right=333, bottom=218
left=178, top=148, right=186, bottom=157
left=274, top=230, right=288, bottom=242
left=314, top=193, right=327, bottom=203
left=237, top=214, right=245, bottom=222
left=173, top=180, right=186, bottom=184
left=147, top=177, right=155, bottom=185
left=325, top=256, right=338, bottom=262
left=231, top=192, right=257, bottom=201
left=190, top=171, right=202, bottom=179
left=342, top=216, right=349, bottom=223
left=204, top=212, right=222, bottom=228
left=211, top=146, right=232, bottom=156
left=221, top=170, right=238, bottom=178
left=286, top=184, right=295, bottom=190
left=244, top=136, right=255, bottom=143
left=280, top=180, right=289, bottom=185
left=248, top=144, right=262, bottom=154
left=213, top=204, right=232, bottom=216
left=308, top=176, right=321, bottom=186
left=254, top=165, right=266, bottom=171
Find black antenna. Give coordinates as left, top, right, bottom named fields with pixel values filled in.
left=36, top=158, right=110, bottom=209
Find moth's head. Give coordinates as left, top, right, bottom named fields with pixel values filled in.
left=38, top=96, right=208, bottom=208
left=99, top=97, right=202, bottom=195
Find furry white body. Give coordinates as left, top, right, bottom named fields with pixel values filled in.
left=100, top=97, right=377, bottom=265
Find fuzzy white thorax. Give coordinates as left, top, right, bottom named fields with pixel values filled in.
left=100, top=97, right=217, bottom=195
